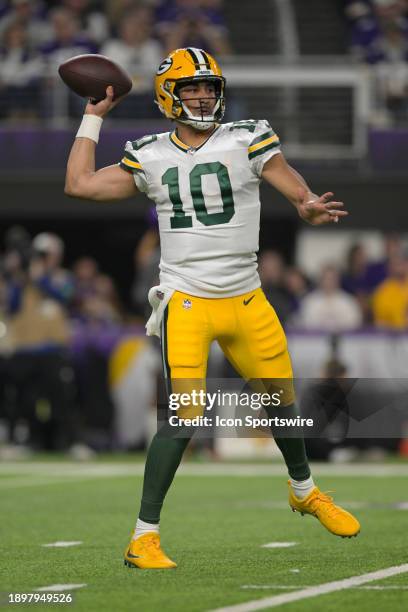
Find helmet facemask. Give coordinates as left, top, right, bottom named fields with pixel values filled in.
left=172, top=76, right=225, bottom=131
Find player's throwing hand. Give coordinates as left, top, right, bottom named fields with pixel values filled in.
left=297, top=189, right=348, bottom=226
left=84, top=86, right=124, bottom=118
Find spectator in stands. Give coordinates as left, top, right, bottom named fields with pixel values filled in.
left=346, top=0, right=408, bottom=60
left=4, top=230, right=74, bottom=331
left=62, top=0, right=109, bottom=45
left=342, top=243, right=372, bottom=323
left=105, top=0, right=157, bottom=30
left=4, top=231, right=77, bottom=452
left=345, top=0, right=384, bottom=64
left=72, top=256, right=122, bottom=323
left=0, top=1, right=10, bottom=20
left=0, top=0, right=53, bottom=50
left=72, top=256, right=99, bottom=315
left=345, top=0, right=408, bottom=121
left=284, top=266, right=311, bottom=317
left=377, top=17, right=408, bottom=120
left=40, top=7, right=97, bottom=67
left=28, top=232, right=75, bottom=307
left=1, top=225, right=31, bottom=287
left=298, top=264, right=362, bottom=332
left=80, top=274, right=123, bottom=323
left=101, top=6, right=162, bottom=118
left=373, top=0, right=408, bottom=21
left=41, top=7, right=97, bottom=117
left=366, top=233, right=403, bottom=289
left=342, top=243, right=369, bottom=294
left=0, top=21, right=44, bottom=121
left=302, top=356, right=351, bottom=462
left=0, top=252, right=10, bottom=344
left=70, top=258, right=123, bottom=451
left=372, top=250, right=408, bottom=329
left=258, top=250, right=293, bottom=325
left=131, top=207, right=160, bottom=318
left=156, top=0, right=232, bottom=56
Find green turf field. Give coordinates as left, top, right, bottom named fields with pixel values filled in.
left=1, top=459, right=408, bottom=611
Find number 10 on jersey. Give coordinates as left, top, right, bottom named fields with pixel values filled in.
left=162, top=162, right=235, bottom=228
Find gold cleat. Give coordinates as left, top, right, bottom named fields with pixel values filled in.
left=288, top=482, right=360, bottom=538
left=124, top=532, right=177, bottom=569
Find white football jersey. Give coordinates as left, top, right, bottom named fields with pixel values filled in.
left=120, top=120, right=281, bottom=298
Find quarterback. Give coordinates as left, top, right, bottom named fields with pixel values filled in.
left=65, top=48, right=360, bottom=569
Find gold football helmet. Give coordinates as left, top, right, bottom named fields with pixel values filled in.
left=154, top=47, right=226, bottom=130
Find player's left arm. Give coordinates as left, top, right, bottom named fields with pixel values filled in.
left=261, top=153, right=348, bottom=225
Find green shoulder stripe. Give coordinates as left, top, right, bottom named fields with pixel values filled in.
left=119, top=161, right=133, bottom=174
left=123, top=152, right=145, bottom=167
left=248, top=140, right=280, bottom=160
left=249, top=129, right=275, bottom=148
left=119, top=161, right=144, bottom=174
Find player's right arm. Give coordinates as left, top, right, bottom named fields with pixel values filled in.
left=65, top=86, right=138, bottom=202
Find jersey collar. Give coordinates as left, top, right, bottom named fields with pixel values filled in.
left=169, top=125, right=220, bottom=154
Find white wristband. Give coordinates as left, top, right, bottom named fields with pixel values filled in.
left=76, top=114, right=103, bottom=144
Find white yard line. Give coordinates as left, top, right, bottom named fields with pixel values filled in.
left=211, top=564, right=408, bottom=612
left=1, top=461, right=408, bottom=478
left=241, top=584, right=408, bottom=591
left=261, top=542, right=297, bottom=549
left=42, top=541, right=82, bottom=548
left=36, top=584, right=86, bottom=592
left=0, top=475, right=137, bottom=489
left=359, top=585, right=408, bottom=590
left=0, top=463, right=143, bottom=477
left=242, top=586, right=303, bottom=590
left=356, top=584, right=408, bottom=591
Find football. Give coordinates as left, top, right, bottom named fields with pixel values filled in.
left=58, top=54, right=132, bottom=102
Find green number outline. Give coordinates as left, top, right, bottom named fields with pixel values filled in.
left=162, top=167, right=193, bottom=229
left=162, top=162, right=235, bottom=229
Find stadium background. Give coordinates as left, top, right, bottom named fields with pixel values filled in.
left=2, top=2, right=408, bottom=611
left=0, top=0, right=408, bottom=459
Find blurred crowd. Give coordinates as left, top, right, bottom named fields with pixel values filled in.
left=0, top=0, right=231, bottom=121
left=0, top=226, right=134, bottom=456
left=133, top=216, right=408, bottom=332
left=2, top=225, right=407, bottom=344
left=260, top=233, right=408, bottom=332
left=1, top=0, right=408, bottom=123
left=1, top=222, right=407, bottom=457
left=345, top=0, right=408, bottom=123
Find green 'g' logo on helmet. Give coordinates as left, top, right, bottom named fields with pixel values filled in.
left=156, top=58, right=173, bottom=75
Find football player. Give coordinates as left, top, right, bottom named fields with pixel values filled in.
left=65, top=48, right=360, bottom=570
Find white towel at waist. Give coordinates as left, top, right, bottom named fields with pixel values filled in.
left=145, top=285, right=175, bottom=338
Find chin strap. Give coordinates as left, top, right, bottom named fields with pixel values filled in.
left=178, top=98, right=220, bottom=131
left=181, top=119, right=215, bottom=131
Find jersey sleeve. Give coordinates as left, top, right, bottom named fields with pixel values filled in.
left=119, top=141, right=148, bottom=193
left=247, top=120, right=282, bottom=177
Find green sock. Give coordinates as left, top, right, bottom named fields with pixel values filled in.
left=139, top=425, right=191, bottom=523
left=265, top=403, right=311, bottom=481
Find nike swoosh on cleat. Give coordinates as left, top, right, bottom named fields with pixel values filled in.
left=127, top=551, right=143, bottom=559
left=243, top=295, right=255, bottom=306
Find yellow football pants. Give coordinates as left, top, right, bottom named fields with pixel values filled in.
left=160, top=287, right=295, bottom=415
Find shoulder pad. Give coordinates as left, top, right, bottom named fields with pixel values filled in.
left=131, top=134, right=159, bottom=151
left=226, top=119, right=261, bottom=134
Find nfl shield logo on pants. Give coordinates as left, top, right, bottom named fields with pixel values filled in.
left=182, top=299, right=192, bottom=309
